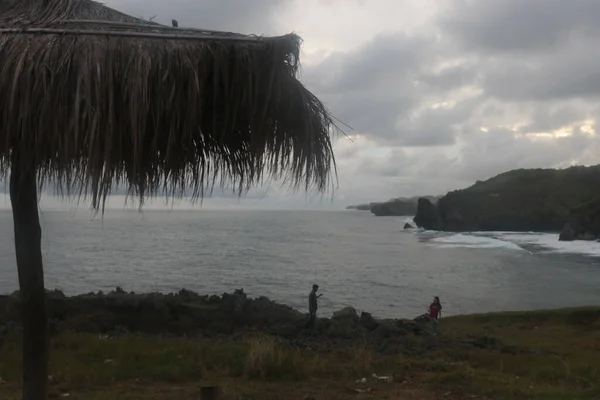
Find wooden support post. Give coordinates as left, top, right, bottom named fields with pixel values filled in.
left=10, top=164, right=48, bottom=400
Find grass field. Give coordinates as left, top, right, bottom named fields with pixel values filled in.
left=0, top=307, right=598, bottom=399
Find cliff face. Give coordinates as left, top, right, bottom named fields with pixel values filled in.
left=414, top=166, right=600, bottom=233
left=413, top=198, right=442, bottom=230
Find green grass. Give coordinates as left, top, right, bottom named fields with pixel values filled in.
left=1, top=307, right=598, bottom=399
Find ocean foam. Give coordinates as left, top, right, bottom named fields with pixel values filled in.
left=426, top=230, right=600, bottom=257
left=430, top=233, right=524, bottom=251
left=492, top=232, right=600, bottom=257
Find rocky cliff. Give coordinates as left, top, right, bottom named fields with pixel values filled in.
left=414, top=166, right=600, bottom=235
left=413, top=198, right=442, bottom=230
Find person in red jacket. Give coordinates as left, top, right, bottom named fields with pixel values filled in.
left=428, top=296, right=442, bottom=335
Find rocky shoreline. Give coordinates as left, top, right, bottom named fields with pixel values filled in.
left=0, top=288, right=505, bottom=355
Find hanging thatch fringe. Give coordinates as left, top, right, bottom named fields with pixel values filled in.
left=0, top=0, right=337, bottom=209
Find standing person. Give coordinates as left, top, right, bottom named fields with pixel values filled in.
left=429, top=296, right=442, bottom=335
left=306, top=284, right=322, bottom=329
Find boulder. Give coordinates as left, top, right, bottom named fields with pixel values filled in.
left=559, top=223, right=575, bottom=241
left=112, top=286, right=126, bottom=295
left=374, top=321, right=403, bottom=338
left=328, top=307, right=360, bottom=338
left=396, top=320, right=426, bottom=335
left=403, top=222, right=415, bottom=229
left=221, top=288, right=247, bottom=313
left=178, top=288, right=201, bottom=302
left=332, top=306, right=358, bottom=320
left=359, top=312, right=379, bottom=331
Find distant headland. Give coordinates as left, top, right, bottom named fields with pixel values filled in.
left=348, top=165, right=600, bottom=242
left=346, top=195, right=439, bottom=217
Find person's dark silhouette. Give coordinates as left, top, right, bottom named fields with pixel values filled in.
left=306, top=284, right=322, bottom=329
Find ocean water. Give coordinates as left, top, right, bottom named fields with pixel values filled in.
left=0, top=209, right=598, bottom=318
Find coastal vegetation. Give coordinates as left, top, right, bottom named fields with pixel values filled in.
left=355, top=165, right=600, bottom=239
left=1, top=290, right=598, bottom=399
left=415, top=166, right=600, bottom=234
left=430, top=166, right=600, bottom=233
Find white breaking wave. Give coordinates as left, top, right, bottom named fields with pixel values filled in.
left=430, top=233, right=524, bottom=251
left=492, top=232, right=600, bottom=257
left=425, top=230, right=600, bottom=257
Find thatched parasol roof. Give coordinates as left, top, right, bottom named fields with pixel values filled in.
left=0, top=0, right=336, bottom=208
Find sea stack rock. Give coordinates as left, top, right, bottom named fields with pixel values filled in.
left=414, top=197, right=443, bottom=230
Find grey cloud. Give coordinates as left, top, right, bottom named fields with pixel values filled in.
left=355, top=148, right=413, bottom=178
left=325, top=0, right=600, bottom=200
left=435, top=1, right=600, bottom=102
left=480, top=42, right=600, bottom=101
left=356, top=127, right=600, bottom=196
left=106, top=0, right=289, bottom=34
left=399, top=126, right=455, bottom=147
left=314, top=33, right=431, bottom=93
left=439, top=0, right=600, bottom=53
left=305, top=33, right=466, bottom=146
left=397, top=98, right=479, bottom=147
left=452, top=128, right=598, bottom=181
left=517, top=103, right=590, bottom=134
left=432, top=0, right=600, bottom=104
left=417, top=64, right=479, bottom=91
left=338, top=146, right=464, bottom=200
left=330, top=93, right=415, bottom=142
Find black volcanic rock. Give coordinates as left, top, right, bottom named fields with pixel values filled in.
left=559, top=224, right=575, bottom=241
left=0, top=289, right=431, bottom=352
left=414, top=198, right=443, bottom=230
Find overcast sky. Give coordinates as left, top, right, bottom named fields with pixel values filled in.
left=9, top=0, right=600, bottom=210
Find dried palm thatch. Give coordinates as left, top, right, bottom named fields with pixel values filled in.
left=0, top=0, right=337, bottom=209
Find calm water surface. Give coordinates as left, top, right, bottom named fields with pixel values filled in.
left=0, top=209, right=598, bottom=318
